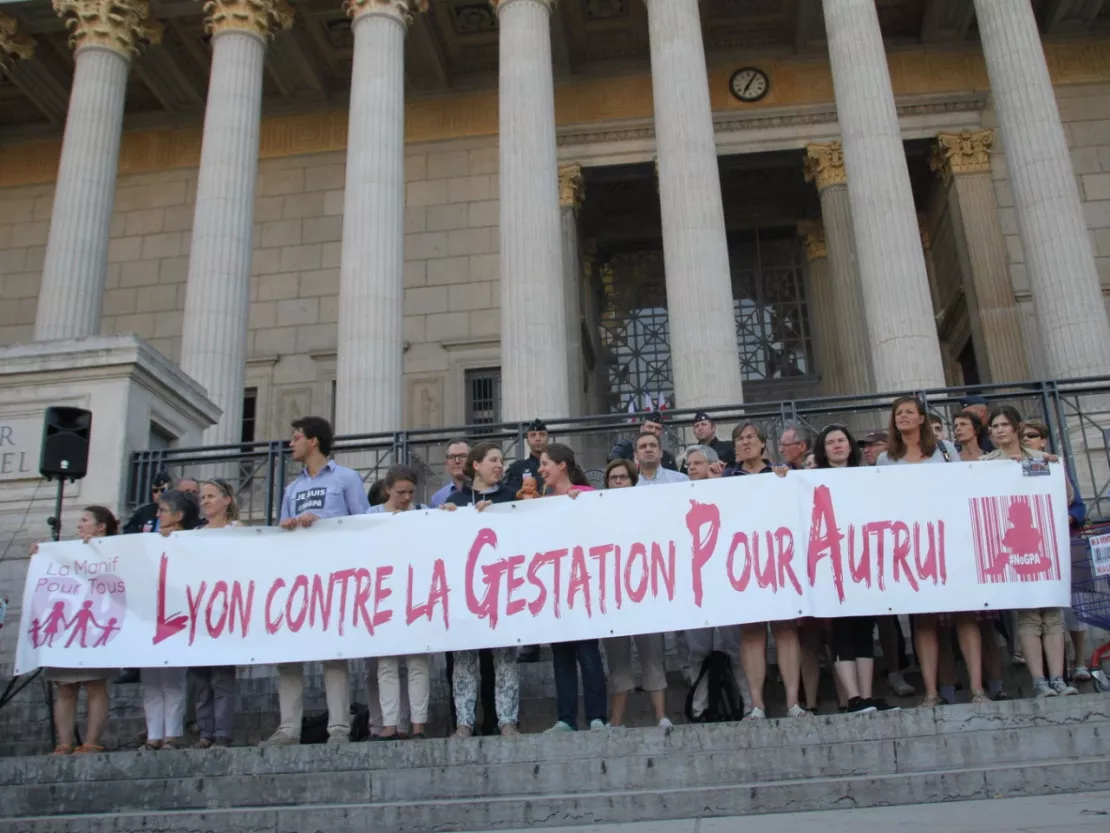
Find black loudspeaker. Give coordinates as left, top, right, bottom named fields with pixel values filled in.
left=39, top=407, right=92, bottom=481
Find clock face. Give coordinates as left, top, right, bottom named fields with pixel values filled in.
left=730, top=67, right=769, bottom=103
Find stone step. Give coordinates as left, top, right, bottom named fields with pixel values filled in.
left=3, top=755, right=1108, bottom=833
left=1, top=696, right=1107, bottom=827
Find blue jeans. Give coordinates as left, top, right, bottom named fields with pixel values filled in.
left=551, top=640, right=607, bottom=727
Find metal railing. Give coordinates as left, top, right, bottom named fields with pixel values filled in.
left=127, top=377, right=1110, bottom=525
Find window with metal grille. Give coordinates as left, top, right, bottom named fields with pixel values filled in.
left=465, top=368, right=501, bottom=428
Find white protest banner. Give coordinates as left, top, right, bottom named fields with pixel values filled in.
left=15, top=461, right=1070, bottom=673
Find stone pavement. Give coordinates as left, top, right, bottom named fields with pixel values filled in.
left=473, top=791, right=1110, bottom=833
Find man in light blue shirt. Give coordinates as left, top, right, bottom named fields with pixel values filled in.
left=429, top=438, right=470, bottom=508
left=262, top=416, right=368, bottom=748
left=634, top=432, right=689, bottom=486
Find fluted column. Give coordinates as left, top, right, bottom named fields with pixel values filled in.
left=805, top=142, right=874, bottom=396
left=180, top=0, right=293, bottom=446
left=494, top=0, right=569, bottom=421
left=822, top=0, right=945, bottom=390
left=34, top=0, right=161, bottom=341
left=335, top=0, right=423, bottom=435
left=643, top=0, right=744, bottom=408
left=799, top=223, right=841, bottom=396
left=931, top=129, right=1028, bottom=382
left=972, top=0, right=1110, bottom=379
left=559, top=164, right=586, bottom=417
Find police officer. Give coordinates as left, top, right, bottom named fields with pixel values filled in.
left=505, top=419, right=550, bottom=495
left=684, top=410, right=734, bottom=472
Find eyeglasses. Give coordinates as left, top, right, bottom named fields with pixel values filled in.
left=446, top=453, right=468, bottom=462
left=1022, top=432, right=1044, bottom=441
left=151, top=486, right=166, bottom=495
left=608, top=473, right=631, bottom=483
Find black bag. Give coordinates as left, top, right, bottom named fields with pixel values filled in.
left=684, top=650, right=744, bottom=723
left=301, top=702, right=370, bottom=744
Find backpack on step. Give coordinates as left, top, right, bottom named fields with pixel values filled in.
left=684, top=649, right=744, bottom=723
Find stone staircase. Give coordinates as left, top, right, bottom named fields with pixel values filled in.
left=1, top=695, right=1108, bottom=833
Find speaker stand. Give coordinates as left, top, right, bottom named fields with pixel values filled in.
left=46, top=476, right=64, bottom=543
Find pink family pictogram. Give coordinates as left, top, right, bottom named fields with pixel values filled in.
left=29, top=566, right=127, bottom=649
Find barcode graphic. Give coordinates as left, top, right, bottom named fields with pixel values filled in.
left=969, top=494, right=1060, bottom=585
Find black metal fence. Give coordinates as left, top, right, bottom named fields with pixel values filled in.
left=127, top=377, right=1110, bottom=525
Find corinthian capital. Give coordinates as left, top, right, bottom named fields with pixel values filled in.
left=559, top=164, right=585, bottom=210
left=798, top=221, right=827, bottom=262
left=52, top=0, right=162, bottom=56
left=491, top=0, right=558, bottom=14
left=0, top=12, right=36, bottom=69
left=343, top=0, right=427, bottom=24
left=204, top=0, right=295, bottom=40
left=804, top=142, right=846, bottom=190
left=931, top=129, right=994, bottom=182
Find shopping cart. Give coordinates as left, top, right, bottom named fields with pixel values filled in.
left=1070, top=522, right=1110, bottom=691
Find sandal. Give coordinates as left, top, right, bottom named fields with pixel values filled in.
left=161, top=737, right=183, bottom=750
left=74, top=744, right=105, bottom=754
left=141, top=741, right=162, bottom=751
left=192, top=738, right=214, bottom=749
left=51, top=744, right=74, bottom=756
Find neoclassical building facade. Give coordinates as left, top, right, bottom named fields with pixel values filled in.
left=2, top=0, right=1110, bottom=451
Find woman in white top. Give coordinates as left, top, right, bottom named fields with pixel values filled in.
left=368, top=465, right=430, bottom=739
left=190, top=479, right=242, bottom=748
left=878, top=396, right=987, bottom=708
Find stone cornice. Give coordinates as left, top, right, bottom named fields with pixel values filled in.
left=204, top=0, right=295, bottom=40
left=558, top=163, right=584, bottom=209
left=804, top=141, right=845, bottom=190
left=52, top=0, right=162, bottom=57
left=0, top=12, right=35, bottom=68
left=343, top=0, right=427, bottom=24
left=797, top=221, right=827, bottom=262
left=491, top=0, right=557, bottom=13
left=931, top=128, right=994, bottom=182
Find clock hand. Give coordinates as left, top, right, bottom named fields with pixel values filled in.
left=742, top=75, right=757, bottom=96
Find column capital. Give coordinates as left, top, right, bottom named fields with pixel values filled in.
left=204, top=0, right=295, bottom=40
left=930, top=129, right=994, bottom=183
left=804, top=141, right=846, bottom=190
left=0, top=12, right=36, bottom=68
left=52, top=0, right=162, bottom=56
left=343, top=0, right=427, bottom=24
left=559, top=163, right=585, bottom=210
left=918, top=214, right=932, bottom=251
left=798, top=221, right=827, bottom=262
left=491, top=0, right=557, bottom=14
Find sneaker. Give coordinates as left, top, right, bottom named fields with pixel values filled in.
left=1074, top=666, right=1093, bottom=683
left=787, top=704, right=812, bottom=717
left=867, top=698, right=901, bottom=712
left=970, top=690, right=990, bottom=705
left=887, top=671, right=915, bottom=697
left=918, top=695, right=942, bottom=709
left=453, top=725, right=474, bottom=738
left=846, top=697, right=877, bottom=714
left=589, top=719, right=606, bottom=731
left=658, top=717, right=673, bottom=729
left=1050, top=678, right=1079, bottom=696
left=545, top=721, right=574, bottom=733
left=327, top=728, right=350, bottom=745
left=1034, top=678, right=1058, bottom=698
left=745, top=707, right=766, bottom=720
left=991, top=691, right=1010, bottom=702
left=259, top=730, right=299, bottom=747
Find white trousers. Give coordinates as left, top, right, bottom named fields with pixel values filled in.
left=276, top=660, right=349, bottom=738
left=684, top=627, right=752, bottom=715
left=377, top=655, right=430, bottom=725
left=142, top=667, right=188, bottom=741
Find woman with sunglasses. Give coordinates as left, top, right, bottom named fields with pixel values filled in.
left=189, top=480, right=242, bottom=748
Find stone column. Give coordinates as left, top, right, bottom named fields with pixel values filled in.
left=931, top=129, right=1028, bottom=383
left=799, top=223, right=841, bottom=397
left=0, top=13, right=35, bottom=69
left=804, top=142, right=874, bottom=396
left=821, top=0, right=945, bottom=390
left=334, top=0, right=423, bottom=436
left=33, top=0, right=161, bottom=341
left=559, top=164, right=586, bottom=417
left=642, top=0, right=744, bottom=408
left=494, top=0, right=570, bottom=421
left=972, top=0, right=1110, bottom=379
left=179, top=1, right=293, bottom=446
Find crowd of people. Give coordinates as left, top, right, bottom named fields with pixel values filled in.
left=34, top=396, right=1098, bottom=754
